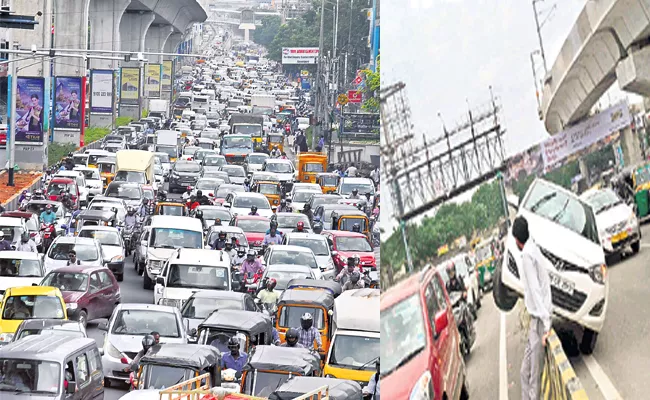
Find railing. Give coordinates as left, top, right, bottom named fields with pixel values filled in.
left=291, top=385, right=330, bottom=400
left=541, top=329, right=589, bottom=399
left=159, top=373, right=211, bottom=400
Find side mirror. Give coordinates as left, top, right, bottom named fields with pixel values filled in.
left=331, top=251, right=337, bottom=256
left=98, top=347, right=104, bottom=356
left=98, top=322, right=108, bottom=331
left=223, top=202, right=231, bottom=208
left=434, top=310, right=449, bottom=338
left=156, top=276, right=165, bottom=286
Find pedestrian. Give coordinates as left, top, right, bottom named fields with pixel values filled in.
left=316, top=135, right=325, bottom=152
left=513, top=216, right=552, bottom=400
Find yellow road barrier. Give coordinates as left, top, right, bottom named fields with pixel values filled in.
left=541, top=329, right=589, bottom=399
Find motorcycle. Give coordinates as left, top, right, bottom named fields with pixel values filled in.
left=122, top=224, right=139, bottom=256
left=449, top=291, right=476, bottom=356
left=40, top=223, right=57, bottom=253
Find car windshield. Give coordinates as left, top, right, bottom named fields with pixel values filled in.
left=279, top=306, right=324, bottom=329
left=476, top=245, right=492, bottom=261
left=105, top=185, right=141, bottom=200
left=288, top=238, right=329, bottom=256
left=583, top=190, right=623, bottom=214
left=266, top=269, right=311, bottom=290
left=329, top=335, right=380, bottom=370
left=233, top=196, right=270, bottom=209
left=78, top=229, right=121, bottom=246
left=265, top=162, right=292, bottom=173
left=41, top=272, right=89, bottom=292
left=159, top=205, right=184, bottom=216
left=334, top=236, right=371, bottom=252
left=340, top=182, right=375, bottom=196
left=634, top=165, right=650, bottom=186
left=233, top=125, right=261, bottom=136
left=155, top=152, right=171, bottom=162
left=203, top=156, right=226, bottom=166
left=181, top=297, right=243, bottom=319
left=253, top=372, right=292, bottom=397
left=47, top=182, right=76, bottom=196
left=196, top=179, right=220, bottom=190
left=223, top=137, right=252, bottom=148
left=292, top=191, right=318, bottom=203
left=0, top=258, right=42, bottom=277
left=77, top=169, right=100, bottom=180
left=222, top=167, right=245, bottom=177
left=248, top=155, right=268, bottom=164
left=216, top=187, right=242, bottom=198
left=277, top=215, right=309, bottom=229
left=1, top=295, right=65, bottom=320
left=114, top=171, right=146, bottom=184
left=183, top=147, right=199, bottom=156
left=304, top=163, right=324, bottom=173
left=111, top=309, right=180, bottom=337
left=339, top=217, right=367, bottom=231
left=208, top=231, right=248, bottom=247
left=236, top=219, right=269, bottom=233
left=176, top=163, right=201, bottom=172
left=269, top=251, right=318, bottom=269
left=0, top=359, right=61, bottom=395
left=151, top=228, right=202, bottom=249
left=258, top=183, right=280, bottom=195
left=381, top=293, right=426, bottom=377
left=48, top=243, right=99, bottom=261
left=141, top=365, right=193, bottom=390
left=167, top=264, right=229, bottom=290
left=523, top=181, right=599, bottom=244
left=268, top=135, right=283, bottom=144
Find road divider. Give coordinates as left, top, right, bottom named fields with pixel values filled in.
left=541, top=329, right=588, bottom=399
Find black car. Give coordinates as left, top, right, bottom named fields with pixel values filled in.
left=169, top=160, right=203, bottom=193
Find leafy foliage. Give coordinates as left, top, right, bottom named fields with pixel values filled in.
left=254, top=16, right=282, bottom=48
left=361, top=57, right=380, bottom=112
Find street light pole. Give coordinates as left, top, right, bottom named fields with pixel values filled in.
left=532, top=0, right=548, bottom=74
left=7, top=44, right=17, bottom=186
left=313, top=0, right=326, bottom=150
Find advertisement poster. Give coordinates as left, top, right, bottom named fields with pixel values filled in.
left=90, top=69, right=114, bottom=114
left=120, top=67, right=140, bottom=105
left=281, top=48, right=319, bottom=64
left=161, top=61, right=172, bottom=92
left=14, top=76, right=45, bottom=143
left=54, top=76, right=82, bottom=130
left=146, top=64, right=161, bottom=98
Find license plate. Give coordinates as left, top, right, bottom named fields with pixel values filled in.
left=611, top=231, right=628, bottom=244
left=549, top=272, right=574, bottom=296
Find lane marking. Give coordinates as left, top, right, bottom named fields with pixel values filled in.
left=499, top=311, right=508, bottom=400
left=582, top=354, right=623, bottom=400
left=640, top=243, right=650, bottom=248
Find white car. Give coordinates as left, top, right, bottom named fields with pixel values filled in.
left=0, top=216, right=28, bottom=248
left=244, top=153, right=270, bottom=176
left=259, top=263, right=317, bottom=295
left=153, top=249, right=232, bottom=308
left=73, top=166, right=103, bottom=198
left=494, top=179, right=607, bottom=354
left=192, top=178, right=223, bottom=198
left=0, top=251, right=45, bottom=297
left=77, top=226, right=126, bottom=281
left=220, top=165, right=247, bottom=185
left=225, top=192, right=274, bottom=218
left=262, top=158, right=296, bottom=184
left=263, top=245, right=323, bottom=280
left=275, top=212, right=312, bottom=235
left=290, top=190, right=322, bottom=212
left=43, top=236, right=116, bottom=273
left=337, top=177, right=376, bottom=205
left=282, top=232, right=336, bottom=279
left=99, top=303, right=187, bottom=386
left=580, top=188, right=641, bottom=259
left=88, top=202, right=127, bottom=222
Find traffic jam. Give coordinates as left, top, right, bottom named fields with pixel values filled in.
left=0, top=43, right=380, bottom=400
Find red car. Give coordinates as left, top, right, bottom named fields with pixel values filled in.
left=230, top=215, right=271, bottom=249
left=323, top=230, right=376, bottom=272
left=40, top=265, right=121, bottom=328
left=381, top=265, right=469, bottom=399
left=46, top=177, right=80, bottom=207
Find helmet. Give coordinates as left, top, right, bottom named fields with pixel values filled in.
left=352, top=223, right=361, bottom=232
left=247, top=249, right=256, bottom=259
left=196, top=210, right=203, bottom=219
left=25, top=193, right=31, bottom=199
left=251, top=205, right=258, bottom=213
left=142, top=334, right=156, bottom=352
left=312, top=222, right=323, bottom=234
left=300, top=313, right=313, bottom=330
left=21, top=232, right=29, bottom=243
left=46, top=204, right=52, bottom=210
left=353, top=254, right=360, bottom=266
left=352, top=188, right=358, bottom=194
left=186, top=186, right=192, bottom=192
left=285, top=328, right=299, bottom=346
left=237, top=247, right=246, bottom=256
left=350, top=271, right=361, bottom=284
left=267, top=278, right=277, bottom=289
left=296, top=221, right=304, bottom=231
left=227, top=337, right=240, bottom=351
left=303, top=203, right=311, bottom=210
left=127, top=207, right=135, bottom=215
left=196, top=190, right=203, bottom=197
left=218, top=231, right=226, bottom=239
left=446, top=261, right=456, bottom=275
left=280, top=199, right=286, bottom=206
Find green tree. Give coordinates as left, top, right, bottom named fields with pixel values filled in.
left=254, top=16, right=282, bottom=48
left=361, top=57, right=379, bottom=113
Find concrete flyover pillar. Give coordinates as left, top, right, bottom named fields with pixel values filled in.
left=620, top=125, right=643, bottom=168
left=89, top=0, right=131, bottom=70
left=144, top=24, right=174, bottom=64
left=616, top=45, right=650, bottom=97
left=161, top=32, right=182, bottom=101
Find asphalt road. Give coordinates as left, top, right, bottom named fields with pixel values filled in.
left=466, top=222, right=650, bottom=400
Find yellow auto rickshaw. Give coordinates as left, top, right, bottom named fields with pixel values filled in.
left=276, top=289, right=336, bottom=360
left=155, top=201, right=188, bottom=216
left=297, top=153, right=327, bottom=184
left=267, top=133, right=284, bottom=153
left=254, top=180, right=282, bottom=208
left=331, top=209, right=370, bottom=239
left=316, top=173, right=340, bottom=194
left=97, top=157, right=116, bottom=189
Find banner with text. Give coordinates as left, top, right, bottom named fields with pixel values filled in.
left=90, top=69, right=114, bottom=114
left=541, top=101, right=631, bottom=172
left=282, top=47, right=319, bottom=64
left=54, top=76, right=82, bottom=130
left=146, top=64, right=161, bottom=98
left=120, top=67, right=140, bottom=105
left=161, top=61, right=173, bottom=92
left=14, top=76, right=45, bottom=143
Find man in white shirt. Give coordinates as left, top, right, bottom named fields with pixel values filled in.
left=363, top=358, right=380, bottom=400
left=512, top=216, right=552, bottom=400
left=345, top=165, right=357, bottom=177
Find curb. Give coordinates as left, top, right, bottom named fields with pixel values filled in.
left=1, top=173, right=44, bottom=210
left=541, top=329, right=589, bottom=399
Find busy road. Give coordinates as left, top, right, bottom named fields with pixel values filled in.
left=466, top=222, right=650, bottom=400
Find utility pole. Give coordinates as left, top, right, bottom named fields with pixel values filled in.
left=7, top=43, right=16, bottom=185
left=313, top=0, right=326, bottom=150
left=532, top=0, right=555, bottom=74
left=343, top=0, right=353, bottom=88
left=530, top=50, right=543, bottom=120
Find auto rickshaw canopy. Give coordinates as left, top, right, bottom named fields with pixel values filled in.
left=156, top=202, right=188, bottom=216
left=199, top=310, right=273, bottom=339
left=285, top=279, right=342, bottom=298
left=268, top=377, right=362, bottom=400
left=140, top=343, right=220, bottom=371
left=277, top=288, right=335, bottom=310
left=242, top=345, right=321, bottom=376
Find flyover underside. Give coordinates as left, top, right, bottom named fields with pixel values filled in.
left=542, top=0, right=650, bottom=134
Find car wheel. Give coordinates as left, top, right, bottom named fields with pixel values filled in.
left=580, top=328, right=598, bottom=355
left=116, top=274, right=124, bottom=282
left=460, top=379, right=470, bottom=400
left=78, top=310, right=88, bottom=328
left=631, top=240, right=640, bottom=254
left=492, top=257, right=518, bottom=312
left=137, top=262, right=144, bottom=276
left=475, top=290, right=481, bottom=309
left=104, top=378, right=112, bottom=388
left=143, top=272, right=153, bottom=289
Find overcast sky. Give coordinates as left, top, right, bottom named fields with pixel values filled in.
left=379, top=0, right=639, bottom=235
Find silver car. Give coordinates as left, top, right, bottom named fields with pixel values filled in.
left=77, top=226, right=126, bottom=281
left=282, top=232, right=337, bottom=279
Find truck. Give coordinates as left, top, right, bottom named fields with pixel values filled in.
left=229, top=114, right=264, bottom=151
left=251, top=94, right=276, bottom=116
left=148, top=99, right=169, bottom=120
left=155, top=130, right=179, bottom=161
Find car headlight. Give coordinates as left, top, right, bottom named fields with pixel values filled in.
left=627, top=213, right=638, bottom=228
left=588, top=264, right=607, bottom=285
left=409, top=371, right=434, bottom=400
left=111, top=255, right=125, bottom=263
left=66, top=302, right=78, bottom=310
left=0, top=332, right=15, bottom=343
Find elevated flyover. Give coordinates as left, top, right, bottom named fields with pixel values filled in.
left=541, top=0, right=650, bottom=135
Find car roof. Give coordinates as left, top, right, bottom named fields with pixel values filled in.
left=170, top=249, right=229, bottom=265
left=191, top=290, right=248, bottom=300
left=47, top=264, right=108, bottom=274
left=0, top=251, right=41, bottom=260
left=270, top=244, right=313, bottom=253
left=6, top=286, right=62, bottom=297
left=53, top=236, right=98, bottom=245
left=334, top=289, right=379, bottom=332
left=115, top=303, right=178, bottom=313
left=235, top=215, right=269, bottom=221
left=150, top=215, right=203, bottom=229
left=341, top=177, right=373, bottom=183
left=0, top=335, right=96, bottom=362
left=285, top=232, right=325, bottom=240
left=0, top=216, right=23, bottom=226
left=79, top=225, right=120, bottom=233
left=278, top=289, right=335, bottom=308
left=50, top=177, right=75, bottom=183
left=265, top=158, right=291, bottom=164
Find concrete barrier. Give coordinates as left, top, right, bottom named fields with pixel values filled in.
left=541, top=329, right=589, bottom=399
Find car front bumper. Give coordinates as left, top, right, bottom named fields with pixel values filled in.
left=102, top=353, right=131, bottom=382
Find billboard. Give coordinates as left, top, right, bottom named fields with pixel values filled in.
left=120, top=67, right=140, bottom=105
left=347, top=90, right=362, bottom=104
left=54, top=76, right=82, bottom=130
left=90, top=69, right=114, bottom=114
left=282, top=47, right=319, bottom=64
left=161, top=61, right=173, bottom=92
left=146, top=64, right=161, bottom=98
left=14, top=76, right=45, bottom=143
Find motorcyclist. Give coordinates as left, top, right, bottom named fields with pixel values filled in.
left=292, top=221, right=306, bottom=233
left=363, top=358, right=381, bottom=400
left=335, top=257, right=360, bottom=283
left=196, top=190, right=211, bottom=206
left=18, top=190, right=28, bottom=204
left=351, top=223, right=362, bottom=233
left=211, top=231, right=228, bottom=250
left=126, top=334, right=156, bottom=373
left=125, top=207, right=138, bottom=230
left=187, top=195, right=201, bottom=211
left=244, top=178, right=251, bottom=192
left=277, top=199, right=292, bottom=213
left=221, top=337, right=248, bottom=374
left=224, top=239, right=237, bottom=259
left=342, top=271, right=365, bottom=291
left=231, top=247, right=247, bottom=268
left=446, top=261, right=467, bottom=298
left=270, top=145, right=281, bottom=158
left=312, top=221, right=323, bottom=235
left=296, top=313, right=323, bottom=352
left=138, top=199, right=150, bottom=217
left=302, top=203, right=313, bottom=225
left=32, top=189, right=45, bottom=201
left=263, top=226, right=283, bottom=246
left=19, top=192, right=32, bottom=210
left=240, top=249, right=264, bottom=277
left=349, top=188, right=360, bottom=199
left=248, top=205, right=259, bottom=216
left=257, top=278, right=279, bottom=308
left=195, top=209, right=205, bottom=228
left=40, top=204, right=57, bottom=225
left=280, top=328, right=305, bottom=348
left=182, top=186, right=193, bottom=201
left=345, top=164, right=357, bottom=177
left=16, top=232, right=37, bottom=253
